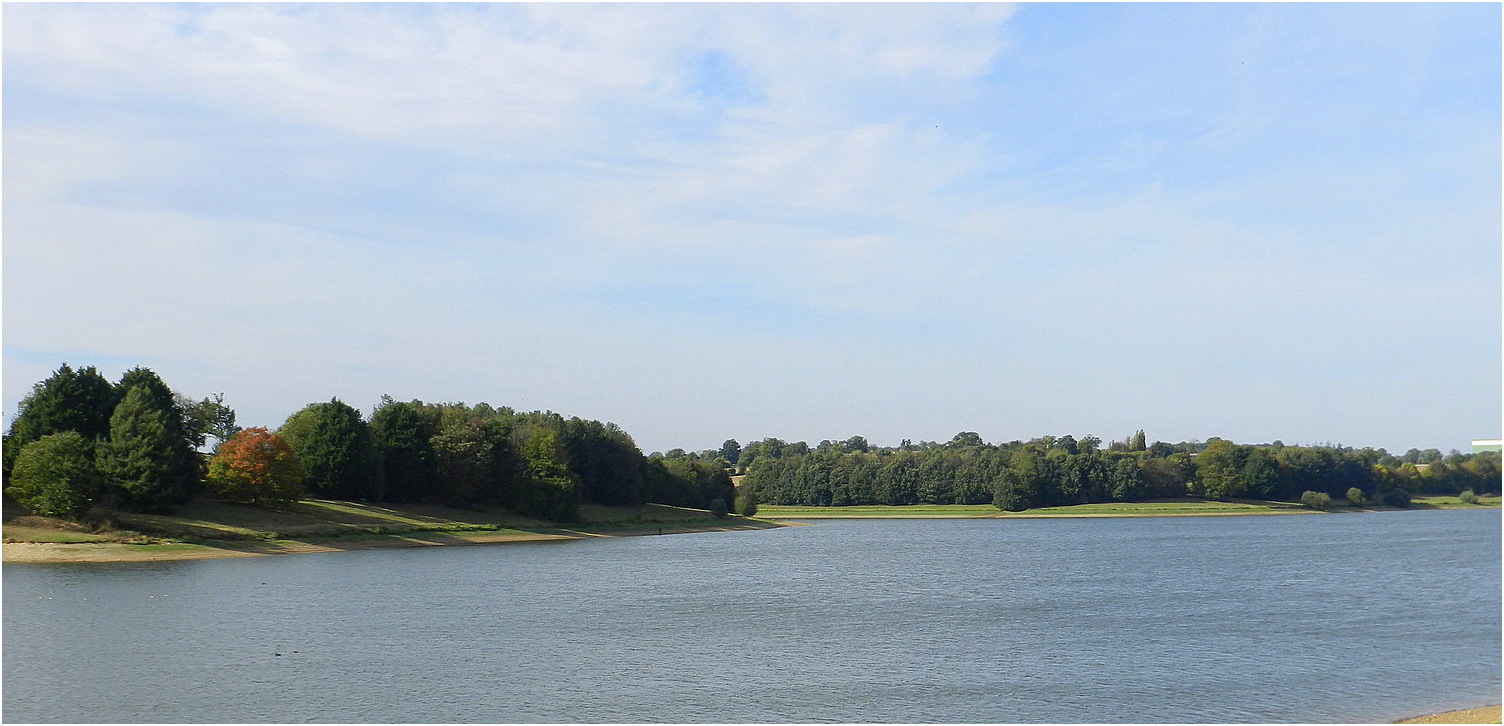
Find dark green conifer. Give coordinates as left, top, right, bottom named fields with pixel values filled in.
left=96, top=386, right=180, bottom=511
left=296, top=399, right=380, bottom=501
left=4, top=364, right=118, bottom=478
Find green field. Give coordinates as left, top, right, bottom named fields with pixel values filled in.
left=756, top=495, right=1499, bottom=519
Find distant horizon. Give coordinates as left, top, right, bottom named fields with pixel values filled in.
left=5, top=4, right=1499, bottom=458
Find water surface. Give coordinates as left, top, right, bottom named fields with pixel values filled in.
left=4, top=510, right=1499, bottom=722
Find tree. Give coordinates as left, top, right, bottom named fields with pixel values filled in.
left=6, top=431, right=103, bottom=517
left=181, top=393, right=240, bottom=450
left=5, top=364, right=118, bottom=478
left=1109, top=456, right=1146, bottom=501
left=1129, top=430, right=1147, bottom=452
left=370, top=399, right=440, bottom=502
left=560, top=418, right=644, bottom=506
left=643, top=456, right=703, bottom=507
left=431, top=417, right=497, bottom=505
left=1193, top=439, right=1244, bottom=501
left=1345, top=487, right=1366, bottom=507
left=951, top=432, right=984, bottom=447
left=292, top=399, right=379, bottom=501
left=1240, top=448, right=1284, bottom=500
left=206, top=428, right=304, bottom=507
left=719, top=439, right=742, bottom=465
left=515, top=427, right=580, bottom=521
left=276, top=405, right=322, bottom=454
left=96, top=386, right=183, bottom=511
left=114, top=368, right=200, bottom=504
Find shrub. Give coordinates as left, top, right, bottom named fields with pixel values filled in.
left=734, top=490, right=758, bottom=517
left=708, top=497, right=729, bottom=519
left=1383, top=488, right=1411, bottom=508
left=1459, top=489, right=1478, bottom=505
left=6, top=432, right=102, bottom=518
left=1346, top=487, right=1365, bottom=507
left=1300, top=490, right=1331, bottom=511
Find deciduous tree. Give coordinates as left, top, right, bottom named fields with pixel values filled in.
left=206, top=428, right=304, bottom=507
left=6, top=431, right=102, bottom=517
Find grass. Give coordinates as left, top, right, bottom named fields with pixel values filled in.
left=97, top=499, right=553, bottom=542
left=2, top=525, right=121, bottom=544
left=1409, top=494, right=1502, bottom=509
left=756, top=494, right=1503, bottom=519
left=755, top=497, right=1389, bottom=519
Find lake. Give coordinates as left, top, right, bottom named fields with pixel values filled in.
left=4, top=509, right=1499, bottom=723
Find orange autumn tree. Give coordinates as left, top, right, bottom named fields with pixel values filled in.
left=206, top=427, right=305, bottom=507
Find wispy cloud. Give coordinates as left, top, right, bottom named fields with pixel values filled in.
left=4, top=3, right=1497, bottom=452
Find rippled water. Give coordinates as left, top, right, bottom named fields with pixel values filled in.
left=4, top=509, right=1499, bottom=723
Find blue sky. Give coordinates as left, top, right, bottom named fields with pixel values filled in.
left=4, top=3, right=1499, bottom=454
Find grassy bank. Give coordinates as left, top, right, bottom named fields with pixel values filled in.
left=756, top=495, right=1501, bottom=519
left=2, top=499, right=783, bottom=563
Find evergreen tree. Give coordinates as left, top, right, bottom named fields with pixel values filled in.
left=114, top=368, right=199, bottom=503
left=5, top=364, right=118, bottom=478
left=295, top=399, right=380, bottom=501
left=96, top=386, right=181, bottom=511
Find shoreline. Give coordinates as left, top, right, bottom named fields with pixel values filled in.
left=2, top=518, right=786, bottom=565
left=1397, top=705, right=1502, bottom=724
left=5, top=497, right=1494, bottom=565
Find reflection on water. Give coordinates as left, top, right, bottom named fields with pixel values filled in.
left=5, top=510, right=1499, bottom=723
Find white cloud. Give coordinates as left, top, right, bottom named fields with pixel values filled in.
left=4, top=3, right=1497, bottom=452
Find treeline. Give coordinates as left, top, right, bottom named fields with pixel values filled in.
left=736, top=431, right=1502, bottom=511
left=2, top=364, right=732, bottom=522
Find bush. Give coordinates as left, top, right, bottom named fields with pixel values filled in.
left=6, top=432, right=102, bottom=518
left=708, top=497, right=728, bottom=519
left=734, top=490, right=758, bottom=517
left=1345, top=487, right=1365, bottom=506
left=1300, top=490, right=1331, bottom=511
left=1383, top=488, right=1411, bottom=508
left=1459, top=489, right=1478, bottom=504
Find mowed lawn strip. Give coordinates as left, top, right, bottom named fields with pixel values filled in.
left=753, top=495, right=1499, bottom=519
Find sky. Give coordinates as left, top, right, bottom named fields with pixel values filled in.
left=4, top=2, right=1500, bottom=456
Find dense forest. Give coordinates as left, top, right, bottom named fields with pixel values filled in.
left=2, top=364, right=732, bottom=521
left=733, top=431, right=1502, bottom=510
left=3, top=364, right=1498, bottom=523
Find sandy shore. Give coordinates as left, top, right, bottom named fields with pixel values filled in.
left=1398, top=705, right=1502, bottom=724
